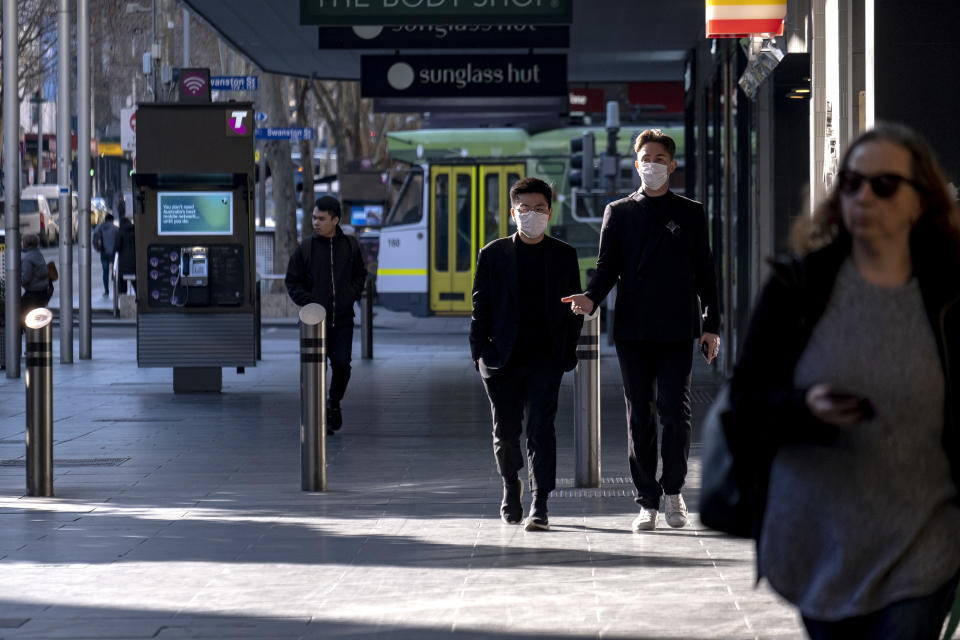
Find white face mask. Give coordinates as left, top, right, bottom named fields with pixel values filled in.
left=515, top=211, right=549, bottom=238
left=639, top=161, right=670, bottom=191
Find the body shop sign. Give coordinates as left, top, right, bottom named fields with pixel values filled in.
left=318, top=24, right=569, bottom=48
left=361, top=54, right=566, bottom=98
left=301, top=0, right=572, bottom=25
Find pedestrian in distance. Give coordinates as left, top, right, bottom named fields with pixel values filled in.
left=562, top=128, right=721, bottom=533
left=725, top=123, right=960, bottom=639
left=285, top=196, right=367, bottom=436
left=470, top=177, right=583, bottom=531
left=20, top=233, right=52, bottom=320
left=115, top=211, right=136, bottom=294
left=93, top=212, right=118, bottom=297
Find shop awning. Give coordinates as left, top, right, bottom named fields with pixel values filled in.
left=706, top=0, right=786, bottom=38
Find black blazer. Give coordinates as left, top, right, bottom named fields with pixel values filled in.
left=585, top=189, right=720, bottom=341
left=470, top=233, right=583, bottom=378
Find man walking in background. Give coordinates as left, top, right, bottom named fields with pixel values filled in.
left=93, top=211, right=118, bottom=298
left=285, top=196, right=367, bottom=435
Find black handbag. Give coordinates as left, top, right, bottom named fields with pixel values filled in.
left=699, top=385, right=755, bottom=538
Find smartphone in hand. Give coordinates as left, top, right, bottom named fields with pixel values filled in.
left=699, top=341, right=710, bottom=363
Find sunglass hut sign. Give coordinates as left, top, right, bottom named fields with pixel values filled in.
left=361, top=54, right=567, bottom=98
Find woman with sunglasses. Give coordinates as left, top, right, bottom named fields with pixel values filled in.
left=725, top=122, right=960, bottom=638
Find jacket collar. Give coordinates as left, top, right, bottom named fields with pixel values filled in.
left=312, top=225, right=344, bottom=242
left=629, top=188, right=675, bottom=203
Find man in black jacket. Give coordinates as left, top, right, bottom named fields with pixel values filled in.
left=285, top=196, right=367, bottom=434
left=563, top=129, right=721, bottom=532
left=470, top=177, right=583, bottom=531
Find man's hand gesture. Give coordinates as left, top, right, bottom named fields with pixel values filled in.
left=561, top=293, right=594, bottom=316
left=699, top=332, right=720, bottom=365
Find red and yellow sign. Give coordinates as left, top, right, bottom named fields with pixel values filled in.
left=706, top=0, right=786, bottom=38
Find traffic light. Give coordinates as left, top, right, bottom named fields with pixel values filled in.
left=569, top=132, right=595, bottom=191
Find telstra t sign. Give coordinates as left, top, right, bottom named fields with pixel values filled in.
left=225, top=110, right=253, bottom=137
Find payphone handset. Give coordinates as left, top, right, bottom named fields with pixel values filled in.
left=179, top=246, right=209, bottom=287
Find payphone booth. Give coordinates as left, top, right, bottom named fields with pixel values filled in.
left=133, top=103, right=257, bottom=392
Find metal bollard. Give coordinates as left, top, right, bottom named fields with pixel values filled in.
left=360, top=274, right=373, bottom=360
left=24, top=308, right=54, bottom=497
left=574, top=307, right=601, bottom=488
left=299, top=303, right=326, bottom=492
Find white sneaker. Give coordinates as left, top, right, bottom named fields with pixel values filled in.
left=663, top=493, right=688, bottom=528
left=631, top=507, right=658, bottom=532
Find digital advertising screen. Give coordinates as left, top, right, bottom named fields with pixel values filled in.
left=350, top=204, right=383, bottom=227
left=157, top=191, right=234, bottom=236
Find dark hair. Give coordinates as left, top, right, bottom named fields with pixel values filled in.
left=634, top=128, right=677, bottom=159
left=509, top=177, right=553, bottom=209
left=105, top=213, right=114, bottom=221
left=790, top=122, right=960, bottom=258
left=22, top=233, right=40, bottom=249
left=315, top=195, right=341, bottom=221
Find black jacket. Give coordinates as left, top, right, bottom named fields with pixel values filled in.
left=285, top=227, right=366, bottom=328
left=115, top=218, right=136, bottom=275
left=727, top=239, right=960, bottom=544
left=470, top=233, right=583, bottom=378
left=585, top=189, right=720, bottom=341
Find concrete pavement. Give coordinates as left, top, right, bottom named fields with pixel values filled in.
left=0, top=310, right=803, bottom=639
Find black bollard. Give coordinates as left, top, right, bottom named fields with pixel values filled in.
left=299, top=303, right=326, bottom=492
left=24, top=307, right=53, bottom=496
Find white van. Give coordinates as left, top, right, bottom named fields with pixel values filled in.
left=21, top=185, right=80, bottom=241
left=1, top=195, right=53, bottom=244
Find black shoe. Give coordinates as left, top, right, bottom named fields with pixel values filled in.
left=327, top=406, right=343, bottom=432
left=500, top=479, right=523, bottom=524
left=524, top=494, right=549, bottom=531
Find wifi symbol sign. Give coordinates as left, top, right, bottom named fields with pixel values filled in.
left=182, top=73, right=207, bottom=96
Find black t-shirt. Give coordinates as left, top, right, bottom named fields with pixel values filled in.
left=509, top=239, right=552, bottom=366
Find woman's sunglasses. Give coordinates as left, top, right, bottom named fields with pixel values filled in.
left=837, top=170, right=922, bottom=199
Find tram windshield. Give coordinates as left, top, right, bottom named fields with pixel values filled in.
left=384, top=167, right=424, bottom=227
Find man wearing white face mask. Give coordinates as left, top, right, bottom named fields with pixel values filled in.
left=563, top=129, right=721, bottom=533
left=470, top=177, right=583, bottom=531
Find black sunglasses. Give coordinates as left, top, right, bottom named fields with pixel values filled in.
left=837, top=170, right=922, bottom=198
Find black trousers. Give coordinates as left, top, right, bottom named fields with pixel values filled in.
left=327, top=321, right=353, bottom=406
left=481, top=358, right=564, bottom=495
left=99, top=254, right=112, bottom=294
left=615, top=339, right=693, bottom=509
left=21, top=288, right=53, bottom=324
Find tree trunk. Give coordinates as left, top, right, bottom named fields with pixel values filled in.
left=295, top=79, right=313, bottom=241
left=261, top=73, right=296, bottom=277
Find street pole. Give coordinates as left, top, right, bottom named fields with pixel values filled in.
left=152, top=0, right=158, bottom=100
left=78, top=0, right=92, bottom=359
left=604, top=101, right=620, bottom=194
left=258, top=152, right=266, bottom=227
left=182, top=7, right=190, bottom=67
left=3, top=0, right=21, bottom=377
left=57, top=0, right=73, bottom=364
left=36, top=96, right=44, bottom=184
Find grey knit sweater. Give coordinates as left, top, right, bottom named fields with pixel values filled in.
left=760, top=258, right=960, bottom=620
